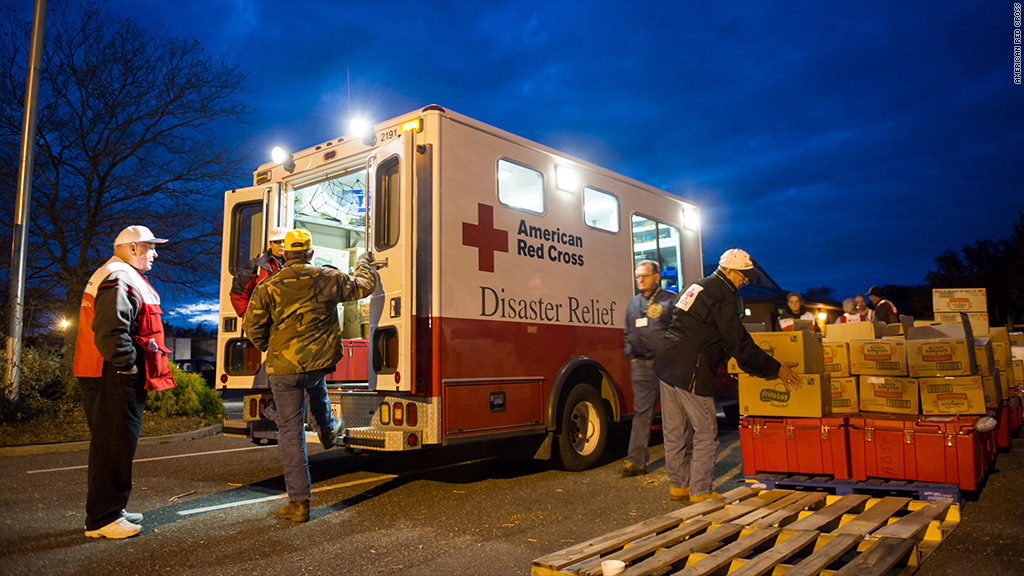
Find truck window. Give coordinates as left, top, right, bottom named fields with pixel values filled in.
left=497, top=159, right=544, bottom=214
left=230, top=200, right=262, bottom=274
left=583, top=186, right=619, bottom=233
left=374, top=155, right=401, bottom=250
left=631, top=215, right=682, bottom=292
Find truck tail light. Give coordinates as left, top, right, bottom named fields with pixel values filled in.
left=394, top=402, right=404, bottom=426
left=406, top=403, right=418, bottom=427
left=380, top=403, right=391, bottom=425
left=407, top=433, right=419, bottom=447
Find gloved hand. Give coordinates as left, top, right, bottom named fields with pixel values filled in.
left=357, top=251, right=376, bottom=267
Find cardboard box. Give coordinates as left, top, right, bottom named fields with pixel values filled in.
left=1010, top=332, right=1024, bottom=346
left=974, top=338, right=994, bottom=377
left=906, top=338, right=976, bottom=377
left=998, top=369, right=1012, bottom=399
left=919, top=375, right=986, bottom=415
left=823, top=342, right=850, bottom=378
left=993, top=342, right=1012, bottom=372
left=830, top=376, right=859, bottom=414
left=727, top=331, right=824, bottom=374
left=1013, top=359, right=1024, bottom=385
left=859, top=376, right=919, bottom=414
left=932, top=288, right=987, bottom=312
left=849, top=339, right=908, bottom=376
left=982, top=374, right=1003, bottom=409
left=1012, top=344, right=1024, bottom=362
left=989, top=326, right=1009, bottom=343
left=934, top=311, right=990, bottom=336
left=738, top=373, right=831, bottom=418
left=824, top=321, right=880, bottom=342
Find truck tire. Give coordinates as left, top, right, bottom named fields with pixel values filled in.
left=556, top=384, right=609, bottom=471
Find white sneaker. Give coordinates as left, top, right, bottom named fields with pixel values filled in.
left=122, top=509, right=144, bottom=523
left=84, top=517, right=141, bottom=539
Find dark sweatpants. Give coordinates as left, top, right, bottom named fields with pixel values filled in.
left=79, top=369, right=147, bottom=531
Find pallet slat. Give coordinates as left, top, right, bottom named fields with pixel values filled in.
left=832, top=536, right=919, bottom=576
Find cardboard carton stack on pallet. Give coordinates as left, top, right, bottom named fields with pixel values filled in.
left=735, top=287, right=1022, bottom=492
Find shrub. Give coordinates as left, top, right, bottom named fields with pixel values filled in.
left=0, top=344, right=77, bottom=422
left=145, top=364, right=224, bottom=419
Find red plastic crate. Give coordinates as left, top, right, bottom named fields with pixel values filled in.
left=326, top=339, right=368, bottom=382
left=739, top=416, right=850, bottom=479
left=1009, top=396, right=1022, bottom=432
left=995, top=403, right=1012, bottom=449
left=848, top=413, right=984, bottom=491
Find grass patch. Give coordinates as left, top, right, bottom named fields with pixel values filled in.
left=0, top=408, right=220, bottom=447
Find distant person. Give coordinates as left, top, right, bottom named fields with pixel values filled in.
left=230, top=226, right=288, bottom=318
left=778, top=292, right=816, bottom=332
left=621, top=260, right=679, bottom=477
left=854, top=293, right=871, bottom=320
left=653, top=248, right=801, bottom=503
left=867, top=285, right=897, bottom=324
left=835, top=298, right=867, bottom=323
left=243, top=229, right=376, bottom=522
left=73, top=226, right=176, bottom=539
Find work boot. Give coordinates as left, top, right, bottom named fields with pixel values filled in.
left=689, top=491, right=722, bottom=503
left=620, top=462, right=647, bottom=477
left=669, top=487, right=690, bottom=501
left=84, top=517, right=141, bottom=539
left=277, top=499, right=310, bottom=522
left=319, top=418, right=343, bottom=450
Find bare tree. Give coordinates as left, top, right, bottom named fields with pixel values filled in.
left=0, top=2, right=252, bottom=349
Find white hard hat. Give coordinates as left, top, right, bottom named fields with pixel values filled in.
left=268, top=227, right=288, bottom=242
left=719, top=248, right=761, bottom=278
left=114, top=225, right=168, bottom=246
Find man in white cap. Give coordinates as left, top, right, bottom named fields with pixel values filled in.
left=230, top=226, right=289, bottom=317
left=73, top=225, right=176, bottom=539
left=654, top=248, right=801, bottom=503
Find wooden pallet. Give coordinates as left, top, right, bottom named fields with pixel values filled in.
left=747, top=474, right=963, bottom=504
left=531, top=486, right=959, bottom=576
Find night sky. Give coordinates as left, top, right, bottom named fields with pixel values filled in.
left=14, top=0, right=1024, bottom=326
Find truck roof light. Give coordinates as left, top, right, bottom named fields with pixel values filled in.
left=401, top=118, right=422, bottom=133
left=271, top=146, right=295, bottom=173
left=555, top=165, right=579, bottom=192
left=350, top=118, right=371, bottom=138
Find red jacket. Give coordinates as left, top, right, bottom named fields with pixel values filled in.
left=230, top=253, right=282, bottom=317
left=73, top=257, right=176, bottom=391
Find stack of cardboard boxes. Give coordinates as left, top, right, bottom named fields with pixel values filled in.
left=735, top=287, right=1023, bottom=492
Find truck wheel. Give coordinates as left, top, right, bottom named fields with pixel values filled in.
left=556, top=384, right=609, bottom=471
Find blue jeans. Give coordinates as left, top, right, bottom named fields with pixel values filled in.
left=660, top=381, right=717, bottom=496
left=269, top=369, right=334, bottom=501
left=627, top=359, right=660, bottom=468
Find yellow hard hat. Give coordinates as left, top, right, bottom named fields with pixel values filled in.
left=284, top=228, right=312, bottom=250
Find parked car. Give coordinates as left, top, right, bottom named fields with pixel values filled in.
left=174, top=358, right=216, bottom=388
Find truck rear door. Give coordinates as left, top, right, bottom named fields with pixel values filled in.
left=367, top=132, right=415, bottom=392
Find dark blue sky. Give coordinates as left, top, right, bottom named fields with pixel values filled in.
left=18, top=0, right=1024, bottom=326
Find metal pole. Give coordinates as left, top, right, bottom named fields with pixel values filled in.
left=4, top=0, right=47, bottom=401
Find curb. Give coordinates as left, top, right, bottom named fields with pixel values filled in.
left=0, top=424, right=223, bottom=458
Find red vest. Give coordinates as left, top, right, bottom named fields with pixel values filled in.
left=839, top=312, right=867, bottom=323
left=73, top=258, right=176, bottom=391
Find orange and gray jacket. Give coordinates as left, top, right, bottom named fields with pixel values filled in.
left=243, top=254, right=376, bottom=375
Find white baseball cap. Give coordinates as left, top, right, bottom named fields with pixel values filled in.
left=114, top=225, right=168, bottom=246
left=268, top=226, right=288, bottom=242
left=719, top=248, right=761, bottom=278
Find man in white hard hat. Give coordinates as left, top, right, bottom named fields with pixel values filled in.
left=654, top=248, right=801, bottom=503
left=73, top=225, right=176, bottom=539
left=230, top=226, right=289, bottom=318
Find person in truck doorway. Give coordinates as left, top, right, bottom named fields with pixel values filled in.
left=73, top=225, right=176, bottom=539
left=621, top=260, right=679, bottom=477
left=243, top=229, right=376, bottom=522
left=653, top=248, right=801, bottom=504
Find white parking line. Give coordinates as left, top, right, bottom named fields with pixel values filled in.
left=26, top=445, right=274, bottom=474
left=175, top=455, right=501, bottom=516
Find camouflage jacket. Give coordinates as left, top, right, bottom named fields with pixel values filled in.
left=243, top=254, right=376, bottom=374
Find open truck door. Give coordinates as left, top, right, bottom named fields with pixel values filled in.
left=366, top=131, right=415, bottom=393
left=217, top=184, right=280, bottom=389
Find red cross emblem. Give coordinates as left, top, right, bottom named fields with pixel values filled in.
left=462, top=203, right=508, bottom=273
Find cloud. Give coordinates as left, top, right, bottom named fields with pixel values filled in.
left=164, top=299, right=220, bottom=328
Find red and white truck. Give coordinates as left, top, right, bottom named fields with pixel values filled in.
left=216, top=105, right=703, bottom=469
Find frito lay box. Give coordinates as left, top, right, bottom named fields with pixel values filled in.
left=859, top=376, right=919, bottom=414
left=983, top=373, right=1003, bottom=409
left=849, top=339, right=907, bottom=376
left=829, top=376, right=859, bottom=414
left=738, top=373, right=831, bottom=418
left=919, top=375, right=986, bottom=415
left=974, top=338, right=994, bottom=377
left=727, top=331, right=824, bottom=374
left=823, top=342, right=850, bottom=377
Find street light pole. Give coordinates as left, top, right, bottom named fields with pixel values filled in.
left=4, top=0, right=47, bottom=401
